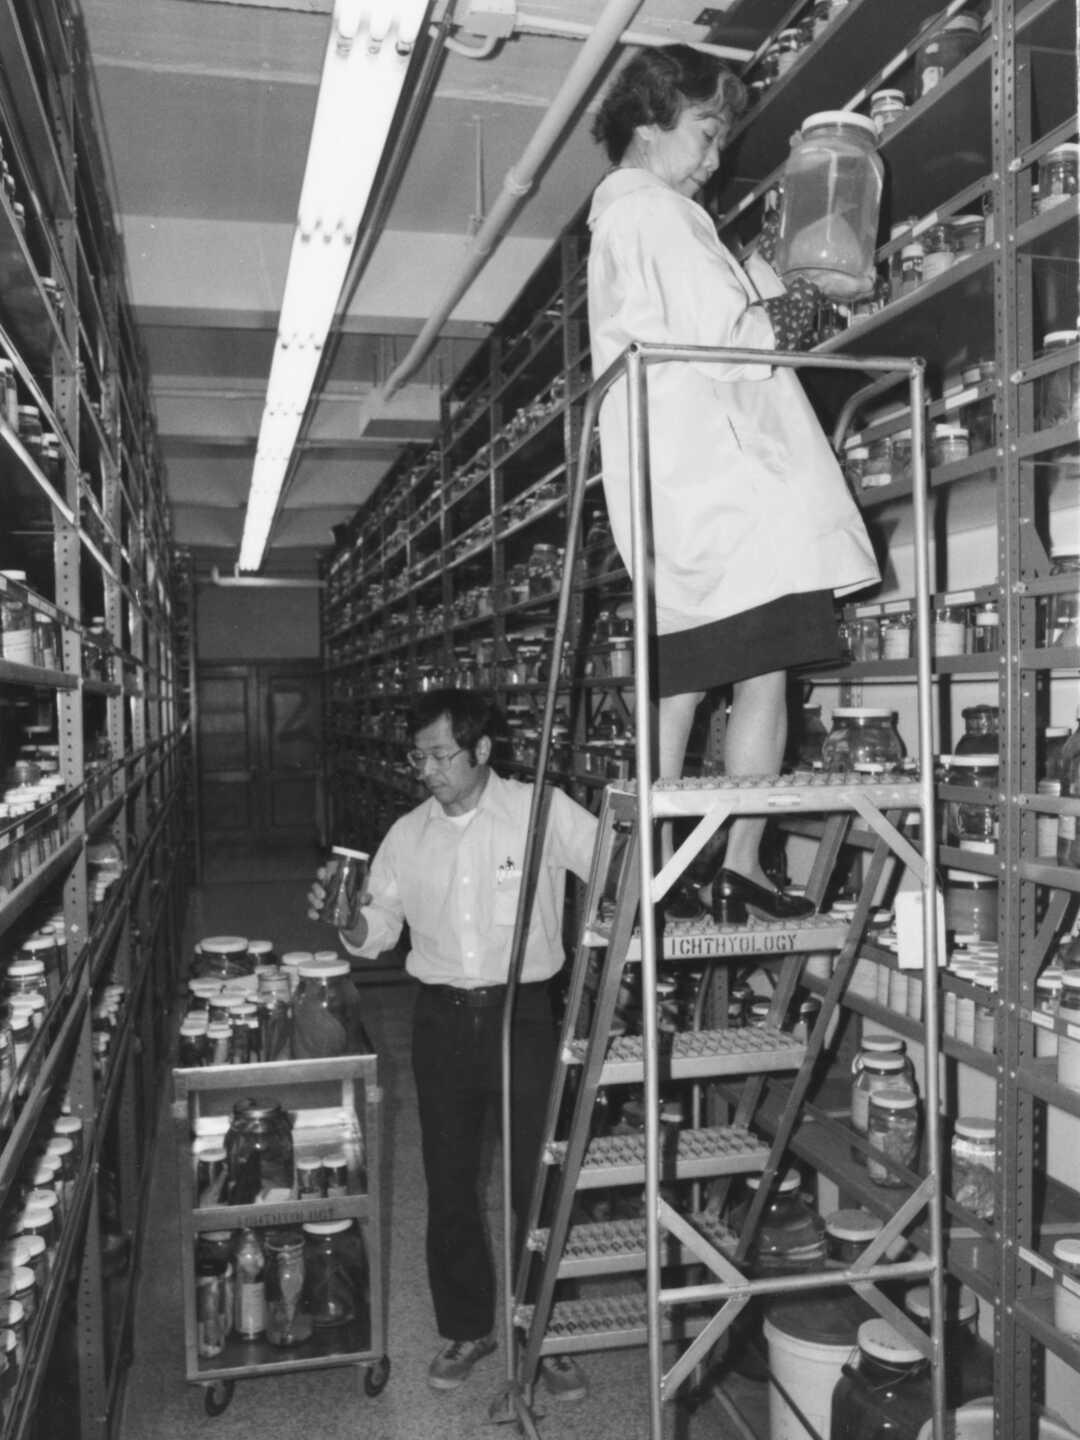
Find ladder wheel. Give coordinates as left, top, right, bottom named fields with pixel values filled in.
left=204, top=1380, right=234, bottom=1416
left=364, top=1356, right=390, bottom=1396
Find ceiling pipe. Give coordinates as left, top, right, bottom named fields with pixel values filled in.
left=207, top=566, right=325, bottom=588
left=515, top=11, right=752, bottom=62
left=382, top=0, right=646, bottom=399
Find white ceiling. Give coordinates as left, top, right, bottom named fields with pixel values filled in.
left=78, top=0, right=769, bottom=572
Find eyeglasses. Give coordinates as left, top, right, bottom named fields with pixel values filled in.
left=406, top=746, right=466, bottom=772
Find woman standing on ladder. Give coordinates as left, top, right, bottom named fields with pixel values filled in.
left=587, top=45, right=880, bottom=921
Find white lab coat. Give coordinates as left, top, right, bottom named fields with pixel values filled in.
left=587, top=167, right=880, bottom=636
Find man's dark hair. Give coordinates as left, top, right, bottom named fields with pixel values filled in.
left=591, top=44, right=748, bottom=164
left=406, top=689, right=506, bottom=763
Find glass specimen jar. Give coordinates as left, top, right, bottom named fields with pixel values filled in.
left=821, top=708, right=905, bottom=773
left=1053, top=1237, right=1080, bottom=1335
left=951, top=214, right=985, bottom=254
left=944, top=870, right=998, bottom=942
left=915, top=12, right=981, bottom=96
left=869, top=88, right=906, bottom=137
left=940, top=754, right=999, bottom=850
left=0, top=573, right=33, bottom=664
left=851, top=1052, right=916, bottom=1159
left=1036, top=331, right=1079, bottom=429
left=831, top=1319, right=933, bottom=1439
left=224, top=1098, right=294, bottom=1204
left=931, top=423, right=971, bottom=466
left=263, top=1229, right=313, bottom=1347
left=867, top=1087, right=920, bottom=1187
left=302, top=1219, right=368, bottom=1328
left=932, top=604, right=967, bottom=656
left=825, top=1208, right=883, bottom=1265
left=950, top=1115, right=996, bottom=1220
left=740, top=1169, right=826, bottom=1274
left=1038, top=143, right=1079, bottom=212
left=1057, top=972, right=1080, bottom=1089
left=775, top=111, right=884, bottom=299
left=291, top=957, right=364, bottom=1059
left=195, top=935, right=250, bottom=980
left=920, top=221, right=955, bottom=281
left=1047, top=551, right=1080, bottom=647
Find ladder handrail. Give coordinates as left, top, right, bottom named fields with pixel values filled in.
left=501, top=337, right=946, bottom=1440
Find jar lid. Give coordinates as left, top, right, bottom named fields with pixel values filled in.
left=861, top=1036, right=904, bottom=1053
left=247, top=940, right=274, bottom=955
left=801, top=110, right=879, bottom=140
left=857, top=1318, right=926, bottom=1364
left=862, top=1054, right=908, bottom=1071
left=19, top=936, right=56, bottom=955
left=870, top=1086, right=917, bottom=1110
left=905, top=1283, right=977, bottom=1323
left=0, top=1299, right=23, bottom=1326
left=945, top=868, right=997, bottom=884
left=825, top=1208, right=883, bottom=1242
left=298, top=958, right=351, bottom=980
left=871, top=88, right=906, bottom=104
left=45, top=1137, right=73, bottom=1158
left=746, top=1168, right=800, bottom=1193
left=832, top=707, right=894, bottom=719
left=197, top=1145, right=227, bottom=1162
left=321, top=1150, right=347, bottom=1166
left=1054, top=1237, right=1080, bottom=1264
left=951, top=214, right=985, bottom=229
left=941, top=754, right=998, bottom=768
left=845, top=445, right=870, bottom=460
left=0, top=1269, right=33, bottom=1298
left=207, top=1022, right=232, bottom=1038
left=200, top=935, right=249, bottom=954
left=281, top=951, right=314, bottom=967
left=1062, top=972, right=1080, bottom=990
left=18, top=1203, right=52, bottom=1225
left=302, top=1219, right=353, bottom=1235
left=954, top=1115, right=995, bottom=1139
left=933, top=423, right=970, bottom=438
left=1044, top=331, right=1079, bottom=346
left=942, top=14, right=981, bottom=32
left=1046, top=142, right=1080, bottom=158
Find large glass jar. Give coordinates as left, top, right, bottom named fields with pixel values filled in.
left=302, top=1219, right=368, bottom=1329
left=291, top=958, right=364, bottom=1059
left=956, top=704, right=999, bottom=754
left=741, top=1169, right=826, bottom=1274
left=904, top=1282, right=994, bottom=1406
left=224, top=1099, right=294, bottom=1204
left=0, top=573, right=33, bottom=664
left=1053, top=1238, right=1080, bottom=1335
left=825, top=1208, right=883, bottom=1266
left=1038, top=143, right=1079, bottom=212
left=1047, top=551, right=1080, bottom=648
left=950, top=1115, right=996, bottom=1220
left=915, top=12, right=981, bottom=96
left=831, top=1319, right=933, bottom=1440
left=852, top=1052, right=916, bottom=1159
left=194, top=935, right=251, bottom=980
left=821, top=708, right=904, bottom=774
left=867, top=1087, right=920, bottom=1187
left=940, top=754, right=999, bottom=851
left=869, top=88, right=906, bottom=137
left=263, top=1229, right=313, bottom=1347
left=775, top=111, right=884, bottom=299
left=1036, top=331, right=1079, bottom=429
left=944, top=870, right=998, bottom=942
left=921, top=220, right=955, bottom=281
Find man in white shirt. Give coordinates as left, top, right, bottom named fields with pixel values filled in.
left=310, top=690, right=597, bottom=1400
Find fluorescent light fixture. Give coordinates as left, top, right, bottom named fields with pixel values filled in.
left=238, top=0, right=428, bottom=572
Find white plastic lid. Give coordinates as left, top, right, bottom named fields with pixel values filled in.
left=1047, top=143, right=1080, bottom=157
left=1061, top=972, right=1080, bottom=991
left=801, top=110, right=879, bottom=140
left=7, top=960, right=45, bottom=978
left=871, top=89, right=906, bottom=104
left=281, top=951, right=314, bottom=967
left=832, top=707, right=894, bottom=719
left=0, top=1268, right=33, bottom=1297
left=200, top=935, right=248, bottom=955
left=954, top=1116, right=995, bottom=1139
left=1054, top=1237, right=1080, bottom=1264
left=870, top=1086, right=917, bottom=1110
left=321, top=1151, right=348, bottom=1167
left=0, top=1299, right=24, bottom=1326
left=862, top=1053, right=908, bottom=1071
left=302, top=1219, right=353, bottom=1235
left=861, top=1036, right=904, bottom=1053
left=942, top=14, right=981, bottom=31
left=933, top=423, right=970, bottom=438
left=45, top=1137, right=73, bottom=1157
left=298, top=958, right=350, bottom=980
left=1044, top=331, right=1079, bottom=347
left=313, top=949, right=340, bottom=963
left=906, top=1284, right=977, bottom=1323
left=952, top=213, right=985, bottom=229
left=746, top=1168, right=800, bottom=1193
left=20, top=936, right=56, bottom=955
left=940, top=754, right=998, bottom=768
left=246, top=940, right=274, bottom=955
left=826, top=1208, right=883, bottom=1242
left=857, top=1318, right=925, bottom=1364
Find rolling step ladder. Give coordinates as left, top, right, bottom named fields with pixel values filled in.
left=496, top=340, right=946, bottom=1439
left=511, top=773, right=940, bottom=1403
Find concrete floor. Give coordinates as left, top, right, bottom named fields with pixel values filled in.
left=117, top=844, right=769, bottom=1440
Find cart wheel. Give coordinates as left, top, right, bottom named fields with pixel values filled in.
left=204, top=1380, right=235, bottom=1416
left=364, top=1356, right=390, bottom=1397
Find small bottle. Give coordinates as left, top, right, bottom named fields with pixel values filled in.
left=234, top=1229, right=266, bottom=1340
left=263, top=1230, right=313, bottom=1347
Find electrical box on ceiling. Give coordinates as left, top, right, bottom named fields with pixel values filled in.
left=454, top=0, right=516, bottom=40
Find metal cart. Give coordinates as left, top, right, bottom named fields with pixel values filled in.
left=172, top=1051, right=388, bottom=1417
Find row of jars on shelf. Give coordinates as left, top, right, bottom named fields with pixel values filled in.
left=0, top=574, right=122, bottom=682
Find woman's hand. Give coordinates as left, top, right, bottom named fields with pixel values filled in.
left=306, top=864, right=331, bottom=921
left=756, top=204, right=781, bottom=267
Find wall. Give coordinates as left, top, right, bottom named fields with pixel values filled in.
left=196, top=581, right=321, bottom=661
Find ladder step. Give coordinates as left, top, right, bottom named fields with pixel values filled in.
left=515, top=1294, right=715, bottom=1355
left=528, top=1213, right=739, bottom=1278
left=548, top=1125, right=768, bottom=1188
left=609, top=772, right=920, bottom=818
left=585, top=913, right=850, bottom=961
left=565, top=1027, right=806, bottom=1085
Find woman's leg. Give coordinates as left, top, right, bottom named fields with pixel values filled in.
left=657, top=691, right=705, bottom=868
left=722, top=669, right=787, bottom=887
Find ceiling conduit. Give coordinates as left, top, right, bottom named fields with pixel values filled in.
left=382, top=0, right=646, bottom=399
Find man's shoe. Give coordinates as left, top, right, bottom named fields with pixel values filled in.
left=427, top=1334, right=496, bottom=1391
left=661, top=878, right=704, bottom=922
left=541, top=1353, right=588, bottom=1403
left=711, top=868, right=816, bottom=924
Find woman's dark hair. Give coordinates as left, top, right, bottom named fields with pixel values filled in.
left=591, top=45, right=748, bottom=164
left=406, top=688, right=505, bottom=762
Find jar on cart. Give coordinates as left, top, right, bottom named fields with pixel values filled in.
left=821, top=708, right=905, bottom=773
left=831, top=1319, right=933, bottom=1440
left=741, top=1169, right=826, bottom=1274
left=950, top=1115, right=996, bottom=1220
left=303, top=1219, right=368, bottom=1329
left=915, top=12, right=981, bottom=96
left=940, top=754, right=999, bottom=851
left=775, top=111, right=884, bottom=299
left=263, top=1229, right=314, bottom=1347
left=866, top=1087, right=920, bottom=1187
left=195, top=935, right=250, bottom=980
left=224, top=1099, right=294, bottom=1204
left=291, top=957, right=364, bottom=1059
left=904, top=1282, right=994, bottom=1405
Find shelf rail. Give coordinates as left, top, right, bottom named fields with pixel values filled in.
left=498, top=339, right=946, bottom=1439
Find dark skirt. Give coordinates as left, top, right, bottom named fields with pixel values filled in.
left=654, top=589, right=840, bottom=698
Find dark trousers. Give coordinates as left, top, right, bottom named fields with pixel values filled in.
left=411, top=980, right=556, bottom=1341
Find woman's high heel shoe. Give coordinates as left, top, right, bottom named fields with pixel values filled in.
left=710, top=868, right=815, bottom=924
